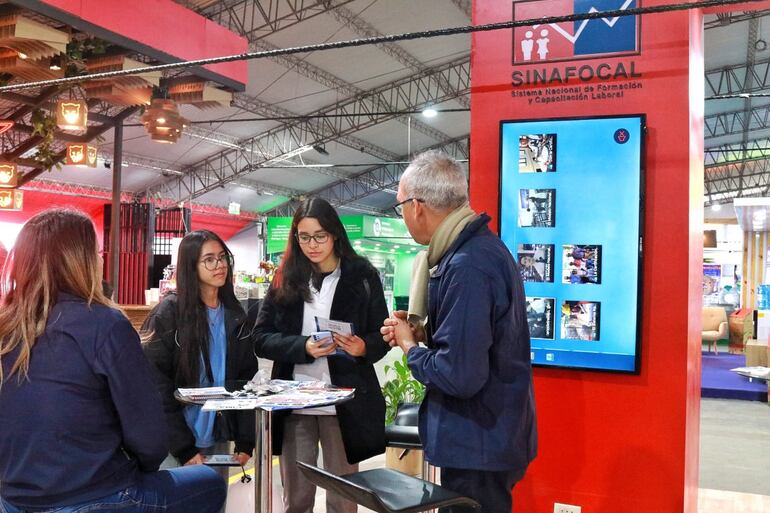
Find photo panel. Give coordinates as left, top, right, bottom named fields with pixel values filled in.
left=500, top=115, right=644, bottom=373
left=562, top=244, right=602, bottom=284
left=518, top=133, right=557, bottom=173
left=526, top=297, right=555, bottom=340
left=517, top=243, right=555, bottom=283
left=560, top=300, right=601, bottom=341
left=518, top=188, right=555, bottom=227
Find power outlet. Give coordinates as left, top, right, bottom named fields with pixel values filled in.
left=554, top=503, right=581, bottom=513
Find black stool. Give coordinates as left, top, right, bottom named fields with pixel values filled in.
left=297, top=462, right=480, bottom=513
left=385, top=402, right=435, bottom=481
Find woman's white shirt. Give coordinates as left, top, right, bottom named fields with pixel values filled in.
left=293, top=264, right=341, bottom=415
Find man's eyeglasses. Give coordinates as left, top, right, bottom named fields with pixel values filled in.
left=392, top=198, right=425, bottom=217
left=199, top=254, right=232, bottom=271
left=296, top=232, right=330, bottom=245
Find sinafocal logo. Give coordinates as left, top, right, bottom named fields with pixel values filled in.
left=512, top=0, right=640, bottom=65
left=373, top=218, right=382, bottom=237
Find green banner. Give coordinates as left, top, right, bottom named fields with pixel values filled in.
left=266, top=215, right=411, bottom=254
left=362, top=216, right=411, bottom=238
left=266, top=217, right=292, bottom=254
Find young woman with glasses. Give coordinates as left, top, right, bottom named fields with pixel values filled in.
left=0, top=209, right=225, bottom=513
left=142, top=230, right=258, bottom=475
left=254, top=198, right=390, bottom=513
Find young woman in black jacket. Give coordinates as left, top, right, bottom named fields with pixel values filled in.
left=254, top=198, right=390, bottom=513
left=143, top=230, right=258, bottom=468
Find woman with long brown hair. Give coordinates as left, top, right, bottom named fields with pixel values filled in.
left=254, top=198, right=390, bottom=513
left=0, top=208, right=226, bottom=513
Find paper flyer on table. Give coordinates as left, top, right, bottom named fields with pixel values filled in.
left=177, top=387, right=230, bottom=400
left=730, top=366, right=770, bottom=378
left=254, top=388, right=355, bottom=411
left=314, top=317, right=354, bottom=336
left=202, top=398, right=260, bottom=411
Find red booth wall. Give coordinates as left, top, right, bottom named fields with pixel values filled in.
left=470, top=2, right=704, bottom=512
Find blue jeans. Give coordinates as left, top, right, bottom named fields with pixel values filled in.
left=0, top=465, right=226, bottom=513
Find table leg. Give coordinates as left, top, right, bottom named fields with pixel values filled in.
left=255, top=409, right=273, bottom=513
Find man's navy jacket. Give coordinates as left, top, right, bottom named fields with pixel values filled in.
left=407, top=214, right=538, bottom=472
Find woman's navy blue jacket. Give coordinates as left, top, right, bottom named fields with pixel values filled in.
left=0, top=294, right=167, bottom=510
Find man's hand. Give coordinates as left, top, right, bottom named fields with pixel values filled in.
left=389, top=316, right=418, bottom=355
left=305, top=336, right=337, bottom=358
left=334, top=333, right=367, bottom=357
left=381, top=310, right=425, bottom=346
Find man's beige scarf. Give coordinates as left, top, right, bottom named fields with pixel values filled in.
left=407, top=203, right=477, bottom=325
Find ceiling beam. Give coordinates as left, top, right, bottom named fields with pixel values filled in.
left=705, top=56, right=770, bottom=96
left=327, top=6, right=471, bottom=109
left=704, top=10, right=770, bottom=29
left=705, top=156, right=770, bottom=204
left=192, top=0, right=357, bottom=42
left=232, top=94, right=399, bottom=161
left=704, top=103, right=770, bottom=140
left=17, top=106, right=140, bottom=186
left=451, top=0, right=472, bottom=18
left=705, top=136, right=770, bottom=166
left=263, top=135, right=469, bottom=216
left=248, top=38, right=462, bottom=145
left=142, top=57, right=470, bottom=203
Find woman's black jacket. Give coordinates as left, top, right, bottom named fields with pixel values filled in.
left=253, top=256, right=390, bottom=464
left=142, top=293, right=258, bottom=464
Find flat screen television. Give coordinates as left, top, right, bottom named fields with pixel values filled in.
left=499, top=114, right=645, bottom=373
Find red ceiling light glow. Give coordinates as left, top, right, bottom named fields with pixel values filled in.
left=0, top=162, right=18, bottom=188
left=56, top=99, right=88, bottom=131
left=0, top=120, right=14, bottom=135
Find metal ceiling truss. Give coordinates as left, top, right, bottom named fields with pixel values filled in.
left=17, top=105, right=139, bottom=186
left=704, top=10, right=770, bottom=29
left=705, top=56, right=770, bottom=96
left=233, top=94, right=399, bottom=161
left=705, top=156, right=770, bottom=204
left=327, top=6, right=471, bottom=109
left=704, top=103, right=770, bottom=139
left=142, top=57, right=471, bottom=202
left=248, top=38, right=463, bottom=145
left=705, top=137, right=770, bottom=166
left=450, top=0, right=472, bottom=18
left=193, top=0, right=357, bottom=43
left=733, top=18, right=759, bottom=198
left=264, top=135, right=469, bottom=217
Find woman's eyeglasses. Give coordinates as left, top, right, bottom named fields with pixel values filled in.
left=296, top=232, right=330, bottom=245
left=200, top=255, right=232, bottom=271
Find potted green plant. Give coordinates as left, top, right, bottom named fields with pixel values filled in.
left=381, top=354, right=425, bottom=475
left=382, top=353, right=425, bottom=424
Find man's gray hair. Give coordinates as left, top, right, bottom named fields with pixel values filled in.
left=400, top=150, right=468, bottom=210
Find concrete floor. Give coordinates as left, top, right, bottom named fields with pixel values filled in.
left=225, top=394, right=770, bottom=512
left=699, top=398, right=770, bottom=496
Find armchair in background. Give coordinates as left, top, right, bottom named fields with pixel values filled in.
left=702, top=306, right=728, bottom=354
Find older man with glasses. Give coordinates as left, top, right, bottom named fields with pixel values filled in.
left=381, top=150, right=538, bottom=513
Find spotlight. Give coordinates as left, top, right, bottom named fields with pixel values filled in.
left=422, top=106, right=438, bottom=118
left=312, top=144, right=329, bottom=156
left=17, top=52, right=28, bottom=60
left=711, top=203, right=722, bottom=212
left=49, top=55, right=62, bottom=71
